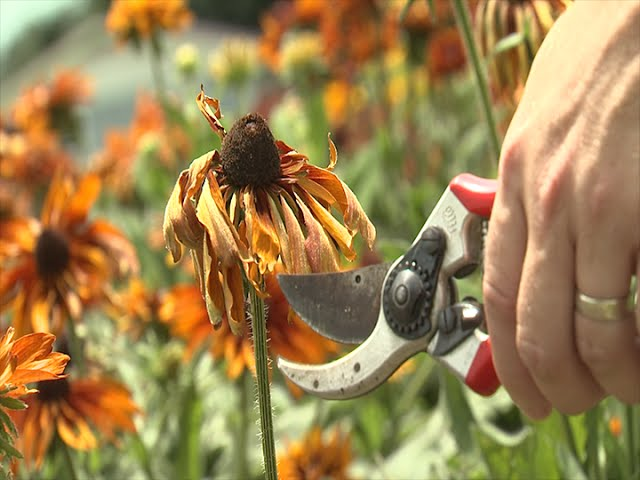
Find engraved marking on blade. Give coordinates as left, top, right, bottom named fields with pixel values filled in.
left=442, top=205, right=458, bottom=234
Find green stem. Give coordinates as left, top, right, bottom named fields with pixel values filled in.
left=450, top=0, right=501, bottom=167
left=233, top=371, right=251, bottom=480
left=560, top=414, right=579, bottom=462
left=626, top=405, right=638, bottom=477
left=60, top=440, right=79, bottom=480
left=585, top=407, right=601, bottom=480
left=149, top=34, right=167, bottom=103
left=250, top=285, right=278, bottom=480
left=65, top=319, right=85, bottom=376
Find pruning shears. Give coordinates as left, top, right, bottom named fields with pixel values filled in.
left=276, top=174, right=501, bottom=399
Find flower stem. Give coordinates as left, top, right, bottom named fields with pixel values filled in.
left=250, top=285, right=278, bottom=480
left=626, top=405, right=638, bottom=477
left=233, top=371, right=251, bottom=480
left=60, top=439, right=79, bottom=480
left=149, top=34, right=167, bottom=103
left=451, top=0, right=501, bottom=167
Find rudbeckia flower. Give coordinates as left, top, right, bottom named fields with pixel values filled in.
left=0, top=327, right=69, bottom=399
left=278, top=426, right=353, bottom=480
left=9, top=376, right=139, bottom=468
left=0, top=173, right=139, bottom=336
left=158, top=269, right=340, bottom=393
left=163, top=88, right=375, bottom=333
left=105, top=0, right=193, bottom=46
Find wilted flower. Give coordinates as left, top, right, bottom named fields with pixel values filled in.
left=163, top=88, right=375, bottom=333
left=9, top=376, right=139, bottom=468
left=0, top=173, right=139, bottom=336
left=105, top=0, right=193, bottom=46
left=158, top=269, right=339, bottom=393
left=0, top=327, right=69, bottom=399
left=474, top=0, right=572, bottom=104
left=278, top=426, right=353, bottom=480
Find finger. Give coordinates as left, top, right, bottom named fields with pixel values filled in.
left=574, top=225, right=640, bottom=404
left=484, top=187, right=551, bottom=419
left=517, top=214, right=604, bottom=415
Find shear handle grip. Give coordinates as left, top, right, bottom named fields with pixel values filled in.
left=465, top=334, right=500, bottom=396
left=449, top=174, right=497, bottom=219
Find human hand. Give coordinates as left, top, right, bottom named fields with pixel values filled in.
left=483, top=0, right=640, bottom=419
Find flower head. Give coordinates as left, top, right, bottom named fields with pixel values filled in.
left=9, top=376, right=138, bottom=467
left=0, top=174, right=139, bottom=336
left=0, top=327, right=69, bottom=398
left=209, top=38, right=258, bottom=88
left=106, top=0, right=193, bottom=46
left=163, top=88, right=375, bottom=333
left=278, top=426, right=353, bottom=480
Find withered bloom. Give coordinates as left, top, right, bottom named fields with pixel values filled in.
left=163, top=88, right=375, bottom=333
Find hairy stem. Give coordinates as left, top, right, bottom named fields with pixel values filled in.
left=250, top=285, right=278, bottom=480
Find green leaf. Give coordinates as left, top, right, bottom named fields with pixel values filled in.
left=556, top=442, right=588, bottom=480
left=441, top=369, right=475, bottom=452
left=0, top=408, right=17, bottom=439
left=0, top=436, right=22, bottom=459
left=356, top=400, right=387, bottom=454
left=490, top=32, right=525, bottom=57
left=0, top=396, right=26, bottom=411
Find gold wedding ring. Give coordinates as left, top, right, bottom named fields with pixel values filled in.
left=575, top=291, right=635, bottom=322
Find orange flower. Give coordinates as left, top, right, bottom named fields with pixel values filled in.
left=608, top=416, right=622, bottom=438
left=11, top=69, right=92, bottom=137
left=0, top=125, right=75, bottom=188
left=278, top=426, right=353, bottom=480
left=0, top=173, right=139, bottom=336
left=9, top=376, right=138, bottom=467
left=158, top=269, right=340, bottom=392
left=108, top=278, right=158, bottom=338
left=0, top=327, right=69, bottom=398
left=106, top=0, right=193, bottom=45
left=163, top=88, right=375, bottom=333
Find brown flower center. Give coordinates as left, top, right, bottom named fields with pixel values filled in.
left=35, top=228, right=71, bottom=279
left=36, top=378, right=70, bottom=403
left=220, top=113, right=281, bottom=187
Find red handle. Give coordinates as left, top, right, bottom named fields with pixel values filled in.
left=449, top=174, right=497, bottom=219
left=465, top=336, right=500, bottom=396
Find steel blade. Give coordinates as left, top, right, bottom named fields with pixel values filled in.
left=277, top=263, right=391, bottom=344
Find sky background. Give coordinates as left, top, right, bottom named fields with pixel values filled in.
left=0, top=0, right=79, bottom=54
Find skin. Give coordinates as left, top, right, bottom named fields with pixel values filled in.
left=483, top=0, right=640, bottom=420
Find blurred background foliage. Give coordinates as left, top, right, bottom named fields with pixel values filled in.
left=0, top=1, right=638, bottom=479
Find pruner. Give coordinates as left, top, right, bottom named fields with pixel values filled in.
left=276, top=174, right=501, bottom=399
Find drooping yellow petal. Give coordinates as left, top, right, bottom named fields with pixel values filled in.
left=222, top=263, right=246, bottom=335
left=280, top=196, right=311, bottom=274
left=268, top=194, right=292, bottom=271
left=296, top=194, right=340, bottom=272
left=243, top=189, right=280, bottom=274
left=201, top=236, right=223, bottom=326
left=299, top=190, right=356, bottom=261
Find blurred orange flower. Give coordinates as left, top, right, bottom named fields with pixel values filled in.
left=11, top=69, right=92, bottom=138
left=106, top=0, right=193, bottom=45
left=0, top=327, right=69, bottom=399
left=278, top=426, right=353, bottom=480
left=158, top=269, right=339, bottom=394
left=10, top=376, right=139, bottom=468
left=163, top=88, right=375, bottom=333
left=0, top=125, right=75, bottom=188
left=427, top=26, right=467, bottom=79
left=108, top=278, right=158, bottom=338
left=0, top=173, right=139, bottom=336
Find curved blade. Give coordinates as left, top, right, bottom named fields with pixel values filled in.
left=278, top=263, right=391, bottom=344
left=277, top=310, right=426, bottom=399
